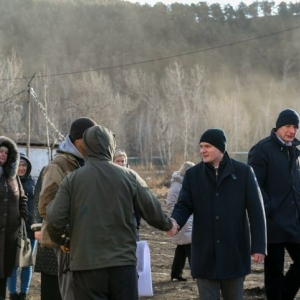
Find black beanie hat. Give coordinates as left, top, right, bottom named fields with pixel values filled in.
left=276, top=109, right=299, bottom=129
left=69, top=117, right=97, bottom=141
left=199, top=129, right=227, bottom=153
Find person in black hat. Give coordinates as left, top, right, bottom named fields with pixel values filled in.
left=248, top=108, right=300, bottom=300
left=169, top=128, right=267, bottom=300
left=31, top=117, right=97, bottom=300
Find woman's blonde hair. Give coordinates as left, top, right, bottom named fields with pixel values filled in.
left=113, top=149, right=127, bottom=161
left=178, top=161, right=195, bottom=177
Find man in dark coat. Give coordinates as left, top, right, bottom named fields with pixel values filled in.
left=171, top=128, right=266, bottom=300
left=248, top=108, right=300, bottom=300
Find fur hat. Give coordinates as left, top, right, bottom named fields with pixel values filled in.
left=199, top=129, right=227, bottom=153
left=69, top=117, right=97, bottom=141
left=0, top=136, right=19, bottom=178
left=276, top=109, right=299, bottom=129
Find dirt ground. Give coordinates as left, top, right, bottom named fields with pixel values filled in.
left=8, top=188, right=300, bottom=300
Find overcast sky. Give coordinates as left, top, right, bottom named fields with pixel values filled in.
left=126, top=0, right=289, bottom=8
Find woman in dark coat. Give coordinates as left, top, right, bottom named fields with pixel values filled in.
left=0, top=136, right=28, bottom=299
left=7, top=153, right=36, bottom=300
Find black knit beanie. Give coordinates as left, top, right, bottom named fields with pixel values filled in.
left=276, top=109, right=299, bottom=129
left=199, top=129, right=227, bottom=153
left=69, top=117, right=97, bottom=141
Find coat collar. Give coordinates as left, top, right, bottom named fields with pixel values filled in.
left=270, top=128, right=300, bottom=147
left=202, top=152, right=237, bottom=183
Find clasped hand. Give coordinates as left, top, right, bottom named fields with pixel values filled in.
left=166, top=218, right=180, bottom=237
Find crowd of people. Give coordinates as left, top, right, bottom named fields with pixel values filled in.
left=0, top=108, right=299, bottom=300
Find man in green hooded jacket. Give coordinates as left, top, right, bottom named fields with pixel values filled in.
left=46, top=125, right=177, bottom=300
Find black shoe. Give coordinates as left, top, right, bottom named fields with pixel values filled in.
left=9, top=294, right=19, bottom=300
left=19, top=293, right=29, bottom=300
left=171, top=276, right=187, bottom=282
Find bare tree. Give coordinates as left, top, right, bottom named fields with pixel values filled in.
left=0, top=49, right=24, bottom=139
left=162, top=62, right=208, bottom=163
left=124, top=69, right=161, bottom=167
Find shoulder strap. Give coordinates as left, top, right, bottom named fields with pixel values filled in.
left=32, top=167, right=45, bottom=225
left=20, top=218, right=28, bottom=239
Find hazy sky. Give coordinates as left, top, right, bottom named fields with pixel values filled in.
left=126, top=0, right=288, bottom=8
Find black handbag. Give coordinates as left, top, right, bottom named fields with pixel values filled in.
left=15, top=218, right=33, bottom=267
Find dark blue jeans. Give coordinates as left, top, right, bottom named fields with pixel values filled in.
left=7, top=238, right=37, bottom=294
left=265, top=242, right=300, bottom=300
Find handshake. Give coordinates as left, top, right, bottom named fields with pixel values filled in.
left=166, top=218, right=180, bottom=237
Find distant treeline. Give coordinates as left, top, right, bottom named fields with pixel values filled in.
left=1, top=0, right=299, bottom=76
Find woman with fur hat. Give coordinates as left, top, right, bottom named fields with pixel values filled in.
left=0, top=137, right=28, bottom=299
left=7, top=153, right=36, bottom=300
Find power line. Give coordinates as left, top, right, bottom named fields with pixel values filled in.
left=0, top=89, right=26, bottom=103
left=1, top=24, right=300, bottom=82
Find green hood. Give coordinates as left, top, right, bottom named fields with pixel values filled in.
left=83, top=125, right=116, bottom=161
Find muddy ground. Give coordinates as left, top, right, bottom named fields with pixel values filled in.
left=8, top=188, right=300, bottom=300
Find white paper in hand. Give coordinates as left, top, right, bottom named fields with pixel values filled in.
left=136, top=241, right=153, bottom=296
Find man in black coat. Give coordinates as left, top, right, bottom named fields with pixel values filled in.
left=248, top=108, right=300, bottom=300
left=171, top=128, right=266, bottom=300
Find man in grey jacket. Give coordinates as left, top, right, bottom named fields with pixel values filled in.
left=46, top=125, right=177, bottom=300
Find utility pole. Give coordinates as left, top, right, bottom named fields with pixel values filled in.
left=25, top=73, right=36, bottom=158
